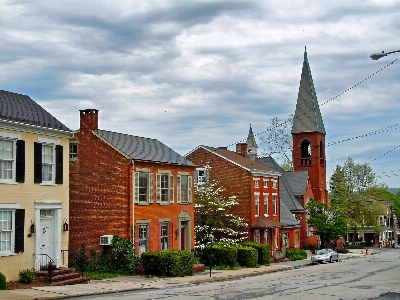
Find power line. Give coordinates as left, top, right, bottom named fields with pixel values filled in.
left=371, top=145, right=400, bottom=163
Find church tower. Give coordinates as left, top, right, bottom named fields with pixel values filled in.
left=246, top=124, right=258, bottom=160
left=292, top=47, right=328, bottom=205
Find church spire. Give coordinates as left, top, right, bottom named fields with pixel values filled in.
left=292, top=47, right=326, bottom=134
left=246, top=124, right=258, bottom=160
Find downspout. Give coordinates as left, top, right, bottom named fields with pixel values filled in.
left=131, top=160, right=135, bottom=240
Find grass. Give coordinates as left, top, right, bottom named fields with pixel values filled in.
left=84, top=272, right=122, bottom=280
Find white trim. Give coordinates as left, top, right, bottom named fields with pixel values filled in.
left=0, top=131, right=21, bottom=139
left=0, top=204, right=20, bottom=209
left=0, top=119, right=71, bottom=138
left=38, top=137, right=60, bottom=145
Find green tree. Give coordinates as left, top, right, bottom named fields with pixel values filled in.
left=259, top=114, right=294, bottom=170
left=306, top=199, right=347, bottom=247
left=195, top=180, right=248, bottom=249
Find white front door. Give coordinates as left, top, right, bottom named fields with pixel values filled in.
left=38, top=210, right=55, bottom=266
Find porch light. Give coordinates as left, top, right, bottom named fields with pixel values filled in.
left=30, top=221, right=36, bottom=234
left=63, top=219, right=69, bottom=231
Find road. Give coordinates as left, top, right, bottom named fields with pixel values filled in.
left=70, top=249, right=400, bottom=300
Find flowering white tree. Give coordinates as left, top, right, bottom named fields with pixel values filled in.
left=195, top=180, right=248, bottom=249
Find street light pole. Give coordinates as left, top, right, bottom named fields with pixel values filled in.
left=370, top=50, right=400, bottom=60
left=209, top=233, right=214, bottom=277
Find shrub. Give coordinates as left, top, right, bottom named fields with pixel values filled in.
left=202, top=244, right=237, bottom=268
left=110, top=235, right=140, bottom=275
left=240, top=242, right=270, bottom=265
left=0, top=272, right=6, bottom=290
left=19, top=269, right=35, bottom=283
left=141, top=250, right=195, bottom=277
left=236, top=246, right=258, bottom=267
left=337, top=248, right=350, bottom=254
left=286, top=249, right=307, bottom=261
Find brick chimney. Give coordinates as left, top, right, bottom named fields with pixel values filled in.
left=80, top=109, right=99, bottom=133
left=236, top=143, right=247, bottom=157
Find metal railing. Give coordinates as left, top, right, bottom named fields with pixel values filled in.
left=36, top=254, right=54, bottom=283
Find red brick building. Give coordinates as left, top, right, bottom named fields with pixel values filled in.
left=186, top=142, right=290, bottom=260
left=69, top=109, right=195, bottom=255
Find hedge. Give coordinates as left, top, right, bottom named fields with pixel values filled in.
left=286, top=249, right=307, bottom=261
left=236, top=246, right=258, bottom=267
left=240, top=242, right=270, bottom=265
left=141, top=250, right=195, bottom=277
left=202, top=244, right=237, bottom=268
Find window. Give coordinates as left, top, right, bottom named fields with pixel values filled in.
left=274, top=228, right=278, bottom=249
left=0, top=205, right=24, bottom=256
left=272, top=195, right=277, bottom=215
left=0, top=133, right=24, bottom=184
left=283, top=232, right=289, bottom=248
left=160, top=222, right=169, bottom=250
left=195, top=168, right=209, bottom=184
left=134, top=171, right=154, bottom=204
left=254, top=229, right=260, bottom=243
left=69, top=143, right=78, bottom=160
left=295, top=231, right=299, bottom=247
left=177, top=175, right=192, bottom=204
left=264, top=229, right=269, bottom=245
left=263, top=195, right=268, bottom=216
left=272, top=180, right=277, bottom=189
left=34, top=139, right=63, bottom=185
left=254, top=179, right=259, bottom=188
left=263, top=180, right=268, bottom=188
left=138, top=224, right=148, bottom=254
left=254, top=194, right=260, bottom=216
left=156, top=173, right=174, bottom=203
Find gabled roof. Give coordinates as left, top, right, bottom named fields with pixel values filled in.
left=256, top=156, right=305, bottom=212
left=292, top=48, right=326, bottom=134
left=94, top=129, right=194, bottom=166
left=190, top=145, right=279, bottom=176
left=280, top=200, right=300, bottom=227
left=0, top=90, right=71, bottom=132
left=285, top=171, right=309, bottom=196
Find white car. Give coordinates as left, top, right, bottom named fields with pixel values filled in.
left=311, top=249, right=339, bottom=264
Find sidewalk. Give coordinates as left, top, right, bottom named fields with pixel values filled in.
left=0, top=250, right=367, bottom=300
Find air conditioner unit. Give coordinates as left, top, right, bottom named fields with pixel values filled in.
left=100, top=235, right=113, bottom=246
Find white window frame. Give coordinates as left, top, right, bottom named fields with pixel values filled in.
left=138, top=224, right=148, bottom=254
left=263, top=179, right=268, bottom=188
left=263, top=194, right=269, bottom=216
left=272, top=194, right=277, bottom=216
left=160, top=222, right=169, bottom=250
left=177, top=174, right=192, bottom=204
left=264, top=229, right=269, bottom=245
left=272, top=179, right=277, bottom=189
left=134, top=170, right=154, bottom=204
left=254, top=229, right=260, bottom=243
left=0, top=132, right=19, bottom=184
left=156, top=172, right=174, bottom=204
left=254, top=193, right=260, bottom=217
left=254, top=179, right=259, bottom=188
left=69, top=142, right=78, bottom=161
left=195, top=168, right=207, bottom=184
left=41, top=144, right=55, bottom=184
left=0, top=204, right=20, bottom=256
left=295, top=231, right=299, bottom=247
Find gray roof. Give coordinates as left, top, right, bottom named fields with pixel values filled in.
left=0, top=90, right=71, bottom=131
left=95, top=129, right=194, bottom=166
left=285, top=171, right=309, bottom=196
left=292, top=49, right=326, bottom=134
left=280, top=200, right=300, bottom=227
left=256, top=156, right=305, bottom=212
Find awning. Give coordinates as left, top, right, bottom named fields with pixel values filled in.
left=251, top=217, right=287, bottom=229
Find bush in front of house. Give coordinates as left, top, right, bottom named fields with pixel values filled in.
left=240, top=242, right=270, bottom=265
left=0, top=272, right=6, bottom=290
left=337, top=248, right=350, bottom=254
left=286, top=249, right=307, bottom=261
left=18, top=269, right=35, bottom=283
left=141, top=249, right=195, bottom=277
left=236, top=246, right=258, bottom=267
left=202, top=244, right=238, bottom=269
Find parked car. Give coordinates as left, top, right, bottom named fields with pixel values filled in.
left=311, top=249, right=339, bottom=264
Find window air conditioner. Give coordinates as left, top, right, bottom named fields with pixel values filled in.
left=100, top=235, right=113, bottom=246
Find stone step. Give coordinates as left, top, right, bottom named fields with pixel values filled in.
left=50, top=276, right=90, bottom=286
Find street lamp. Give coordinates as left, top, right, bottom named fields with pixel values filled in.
left=370, top=50, right=400, bottom=60
left=209, top=233, right=214, bottom=277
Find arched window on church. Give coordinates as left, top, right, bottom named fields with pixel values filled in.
left=319, top=140, right=325, bottom=167
left=300, top=139, right=311, bottom=166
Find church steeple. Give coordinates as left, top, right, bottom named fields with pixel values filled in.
left=292, top=46, right=325, bottom=134
left=246, top=124, right=258, bottom=160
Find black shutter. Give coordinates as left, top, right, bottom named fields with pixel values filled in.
left=55, top=145, right=63, bottom=184
left=34, top=142, right=42, bottom=183
left=15, top=209, right=25, bottom=253
left=16, top=140, right=25, bottom=183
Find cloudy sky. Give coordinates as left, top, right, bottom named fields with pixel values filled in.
left=1, top=0, right=399, bottom=187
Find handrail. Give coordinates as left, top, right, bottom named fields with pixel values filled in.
left=36, top=254, right=55, bottom=283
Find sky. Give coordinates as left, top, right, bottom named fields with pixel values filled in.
left=1, top=0, right=400, bottom=188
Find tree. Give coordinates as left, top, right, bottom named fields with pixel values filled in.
left=194, top=180, right=248, bottom=249
left=306, top=199, right=347, bottom=247
left=259, top=114, right=294, bottom=170
left=329, top=158, right=387, bottom=243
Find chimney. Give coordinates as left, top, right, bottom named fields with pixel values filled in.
left=236, top=143, right=247, bottom=157
left=80, top=109, right=99, bottom=133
